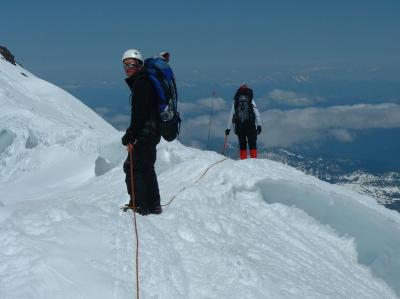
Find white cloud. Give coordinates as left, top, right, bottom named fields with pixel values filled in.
left=178, top=102, right=200, bottom=114
left=259, top=103, right=400, bottom=147
left=292, top=75, right=310, bottom=82
left=268, top=89, right=322, bottom=106
left=196, top=97, right=227, bottom=111
left=180, top=111, right=231, bottom=143
left=180, top=97, right=228, bottom=114
left=330, top=129, right=354, bottom=142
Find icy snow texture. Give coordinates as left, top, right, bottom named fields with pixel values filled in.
left=1, top=54, right=400, bottom=299
left=0, top=55, right=122, bottom=181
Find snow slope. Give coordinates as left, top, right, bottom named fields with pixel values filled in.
left=1, top=54, right=400, bottom=299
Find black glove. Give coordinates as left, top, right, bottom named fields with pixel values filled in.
left=257, top=126, right=262, bottom=135
left=121, top=133, right=130, bottom=146
left=225, top=129, right=230, bottom=136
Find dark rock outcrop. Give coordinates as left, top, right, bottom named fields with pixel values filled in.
left=0, top=46, right=16, bottom=65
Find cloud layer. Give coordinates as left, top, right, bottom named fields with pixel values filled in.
left=180, top=98, right=400, bottom=148
left=99, top=90, right=400, bottom=149
left=261, top=103, right=400, bottom=147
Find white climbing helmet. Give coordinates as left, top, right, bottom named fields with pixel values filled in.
left=121, top=49, right=143, bottom=64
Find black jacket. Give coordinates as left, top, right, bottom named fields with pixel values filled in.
left=122, top=71, right=161, bottom=145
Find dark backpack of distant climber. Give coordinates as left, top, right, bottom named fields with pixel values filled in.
left=232, top=87, right=255, bottom=132
left=143, top=52, right=181, bottom=142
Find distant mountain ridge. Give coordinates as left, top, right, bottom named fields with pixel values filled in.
left=266, top=149, right=400, bottom=212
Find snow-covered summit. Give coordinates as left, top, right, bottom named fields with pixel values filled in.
left=1, top=53, right=400, bottom=299
left=0, top=52, right=120, bottom=185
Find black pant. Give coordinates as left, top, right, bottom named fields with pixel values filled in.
left=237, top=129, right=257, bottom=150
left=123, top=141, right=160, bottom=213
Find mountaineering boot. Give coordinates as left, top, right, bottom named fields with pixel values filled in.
left=121, top=203, right=151, bottom=215
left=150, top=205, right=162, bottom=215
left=250, top=149, right=257, bottom=158
left=240, top=150, right=247, bottom=160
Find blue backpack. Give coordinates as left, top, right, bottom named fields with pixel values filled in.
left=144, top=57, right=181, bottom=142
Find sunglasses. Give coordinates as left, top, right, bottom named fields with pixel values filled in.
left=123, top=62, right=140, bottom=69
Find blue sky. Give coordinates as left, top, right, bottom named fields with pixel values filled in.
left=1, top=0, right=400, bottom=84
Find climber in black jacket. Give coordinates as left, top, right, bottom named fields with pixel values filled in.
left=121, top=48, right=162, bottom=216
